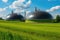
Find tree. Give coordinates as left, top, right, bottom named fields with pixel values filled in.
left=0, top=17, right=3, bottom=20
left=56, top=15, right=60, bottom=22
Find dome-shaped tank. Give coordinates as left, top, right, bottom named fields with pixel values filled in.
left=28, top=8, right=53, bottom=20
left=6, top=11, right=25, bottom=21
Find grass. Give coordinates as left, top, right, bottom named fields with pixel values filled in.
left=0, top=20, right=60, bottom=40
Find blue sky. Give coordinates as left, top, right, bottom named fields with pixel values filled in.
left=0, top=0, right=60, bottom=19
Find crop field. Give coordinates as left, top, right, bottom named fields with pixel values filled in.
left=0, top=20, right=60, bottom=40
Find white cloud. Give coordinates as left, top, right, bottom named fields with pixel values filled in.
left=14, top=9, right=25, bottom=13
left=9, top=0, right=32, bottom=13
left=0, top=14, right=3, bottom=17
left=0, top=7, right=8, bottom=18
left=2, top=0, right=8, bottom=3
left=0, top=8, right=6, bottom=12
left=9, top=0, right=31, bottom=9
left=17, top=0, right=25, bottom=3
left=9, top=0, right=25, bottom=9
left=46, top=6, right=60, bottom=12
left=0, top=7, right=8, bottom=12
left=23, top=0, right=31, bottom=8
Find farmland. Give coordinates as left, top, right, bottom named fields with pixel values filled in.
left=0, top=20, right=60, bottom=40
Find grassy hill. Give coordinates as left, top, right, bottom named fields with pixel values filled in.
left=0, top=20, right=60, bottom=40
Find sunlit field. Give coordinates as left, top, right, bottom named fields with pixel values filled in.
left=0, top=20, right=60, bottom=40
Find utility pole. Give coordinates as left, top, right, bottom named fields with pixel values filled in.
left=24, top=11, right=27, bottom=22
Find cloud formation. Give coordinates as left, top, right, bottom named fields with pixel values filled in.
left=23, top=0, right=31, bottom=8
left=0, top=7, right=8, bottom=12
left=0, top=7, right=8, bottom=18
left=9, top=0, right=31, bottom=13
left=0, top=0, right=31, bottom=13
left=2, top=0, right=8, bottom=3
left=14, top=9, right=25, bottom=13
left=9, top=0, right=31, bottom=9
left=46, top=6, right=60, bottom=12
left=9, top=0, right=25, bottom=9
left=0, top=8, right=6, bottom=12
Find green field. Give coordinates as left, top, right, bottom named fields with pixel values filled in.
left=0, top=20, right=60, bottom=40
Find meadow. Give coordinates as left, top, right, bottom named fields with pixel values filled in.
left=0, top=20, right=60, bottom=40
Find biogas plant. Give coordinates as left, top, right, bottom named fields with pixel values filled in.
left=5, top=8, right=53, bottom=22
